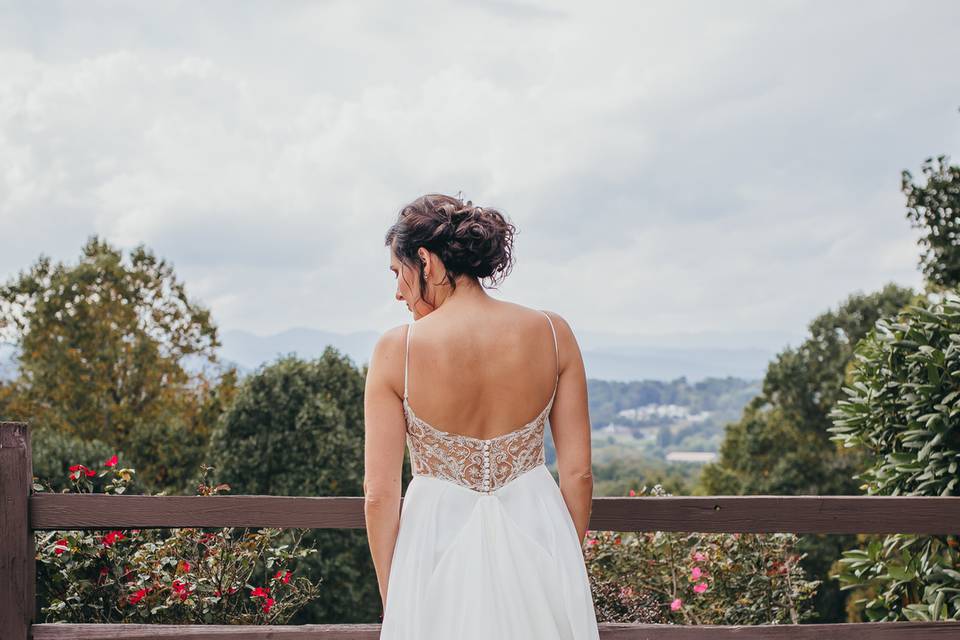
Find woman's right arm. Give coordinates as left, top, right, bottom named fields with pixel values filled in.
left=544, top=311, right=595, bottom=545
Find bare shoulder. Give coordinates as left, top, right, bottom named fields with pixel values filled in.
left=372, top=323, right=408, bottom=357
left=537, top=309, right=572, bottom=335
left=368, top=324, right=410, bottom=392
left=502, top=302, right=581, bottom=361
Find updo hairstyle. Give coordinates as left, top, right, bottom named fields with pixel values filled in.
left=384, top=193, right=517, bottom=296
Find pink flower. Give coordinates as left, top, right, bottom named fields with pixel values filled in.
left=693, top=582, right=708, bottom=594
left=693, top=552, right=706, bottom=562
left=670, top=598, right=682, bottom=611
left=690, top=566, right=702, bottom=580
left=619, top=586, right=634, bottom=598
left=628, top=488, right=636, bottom=496
left=104, top=454, right=118, bottom=467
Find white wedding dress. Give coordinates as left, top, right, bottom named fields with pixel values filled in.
left=379, top=311, right=600, bottom=639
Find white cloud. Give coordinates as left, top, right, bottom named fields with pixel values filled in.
left=0, top=0, right=955, bottom=352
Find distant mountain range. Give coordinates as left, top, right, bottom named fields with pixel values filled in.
left=0, top=327, right=780, bottom=383
left=219, top=327, right=778, bottom=382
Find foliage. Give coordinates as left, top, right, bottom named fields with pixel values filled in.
left=0, top=237, right=230, bottom=494
left=902, top=154, right=960, bottom=289
left=34, top=460, right=322, bottom=624
left=701, top=284, right=916, bottom=496
left=206, top=353, right=387, bottom=623
left=584, top=485, right=820, bottom=625
left=698, top=284, right=916, bottom=621
left=590, top=454, right=701, bottom=497
left=828, top=292, right=960, bottom=621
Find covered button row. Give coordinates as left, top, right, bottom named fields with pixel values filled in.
left=482, top=441, right=490, bottom=491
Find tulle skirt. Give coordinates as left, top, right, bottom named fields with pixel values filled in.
left=379, top=463, right=600, bottom=639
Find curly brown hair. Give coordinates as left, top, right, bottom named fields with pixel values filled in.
left=384, top=193, right=517, bottom=299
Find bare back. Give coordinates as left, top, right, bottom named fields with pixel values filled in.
left=402, top=305, right=560, bottom=441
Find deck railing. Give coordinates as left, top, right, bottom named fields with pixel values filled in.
left=3, top=422, right=959, bottom=639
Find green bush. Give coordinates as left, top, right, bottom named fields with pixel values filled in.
left=206, top=352, right=385, bottom=624
left=829, top=292, right=960, bottom=621
left=31, top=426, right=116, bottom=493
left=584, top=485, right=820, bottom=625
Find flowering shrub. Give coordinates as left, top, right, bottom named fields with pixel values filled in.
left=34, top=458, right=322, bottom=624
left=584, top=485, right=820, bottom=625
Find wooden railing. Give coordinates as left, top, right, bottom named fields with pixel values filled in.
left=3, top=421, right=959, bottom=639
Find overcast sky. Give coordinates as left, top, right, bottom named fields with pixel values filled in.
left=2, top=1, right=959, bottom=353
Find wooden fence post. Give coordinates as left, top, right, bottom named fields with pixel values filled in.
left=1, top=422, right=34, bottom=640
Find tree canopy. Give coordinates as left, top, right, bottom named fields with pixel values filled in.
left=0, top=236, right=219, bottom=441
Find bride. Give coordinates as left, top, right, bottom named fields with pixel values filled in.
left=363, top=193, right=600, bottom=639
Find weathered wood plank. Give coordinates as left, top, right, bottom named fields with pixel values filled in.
left=31, top=494, right=960, bottom=533
left=29, top=621, right=960, bottom=639
left=1, top=422, right=34, bottom=640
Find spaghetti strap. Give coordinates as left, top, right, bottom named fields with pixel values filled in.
left=404, top=322, right=412, bottom=400
left=541, top=311, right=559, bottom=395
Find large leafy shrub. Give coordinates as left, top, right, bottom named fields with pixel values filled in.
left=829, top=292, right=960, bottom=621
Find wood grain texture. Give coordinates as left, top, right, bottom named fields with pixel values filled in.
left=1, top=422, right=34, bottom=640
left=31, top=494, right=960, bottom=533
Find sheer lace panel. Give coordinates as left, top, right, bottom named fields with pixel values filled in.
left=403, top=312, right=559, bottom=494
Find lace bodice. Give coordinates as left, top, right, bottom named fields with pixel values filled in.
left=403, top=312, right=559, bottom=495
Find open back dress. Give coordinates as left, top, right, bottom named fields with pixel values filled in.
left=379, top=310, right=600, bottom=639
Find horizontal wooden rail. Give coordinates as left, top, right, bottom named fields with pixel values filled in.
left=30, top=621, right=960, bottom=639
left=31, top=493, right=960, bottom=533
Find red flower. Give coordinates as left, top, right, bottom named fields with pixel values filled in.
left=68, top=464, right=97, bottom=480
left=250, top=586, right=271, bottom=598
left=262, top=596, right=275, bottom=613
left=274, top=569, right=292, bottom=584
left=129, top=587, right=150, bottom=605
left=53, top=538, right=69, bottom=555
left=628, top=488, right=636, bottom=496
left=180, top=560, right=192, bottom=573
left=102, top=530, right=126, bottom=547
left=104, top=454, right=119, bottom=467
left=171, top=579, right=192, bottom=601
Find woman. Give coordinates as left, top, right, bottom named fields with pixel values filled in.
left=364, top=193, right=599, bottom=639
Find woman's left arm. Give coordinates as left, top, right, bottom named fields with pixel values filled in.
left=363, top=327, right=408, bottom=609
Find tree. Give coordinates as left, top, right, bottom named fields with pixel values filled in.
left=700, top=284, right=916, bottom=496
left=902, top=154, right=960, bottom=288
left=206, top=352, right=394, bottom=623
left=698, top=283, right=916, bottom=622
left=0, top=236, right=225, bottom=492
